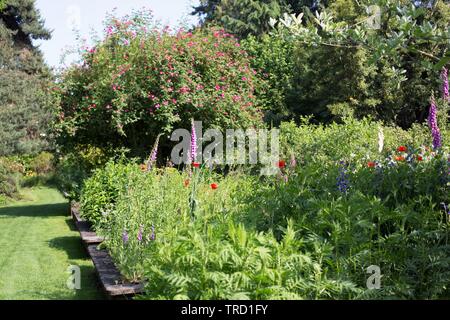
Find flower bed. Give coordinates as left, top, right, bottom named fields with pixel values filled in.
left=78, top=119, right=450, bottom=300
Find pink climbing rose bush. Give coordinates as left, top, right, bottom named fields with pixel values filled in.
left=56, top=10, right=266, bottom=156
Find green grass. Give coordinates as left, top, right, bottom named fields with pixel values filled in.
left=0, top=187, right=104, bottom=300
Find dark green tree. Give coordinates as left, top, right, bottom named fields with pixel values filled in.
left=274, top=0, right=450, bottom=126
left=193, top=0, right=291, bottom=38
left=0, top=0, right=55, bottom=156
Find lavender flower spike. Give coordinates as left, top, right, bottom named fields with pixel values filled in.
left=442, top=67, right=449, bottom=101
left=428, top=96, right=442, bottom=150
left=190, top=119, right=198, bottom=163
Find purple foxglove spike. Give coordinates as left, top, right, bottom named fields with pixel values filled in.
left=442, top=67, right=449, bottom=101
left=147, top=134, right=162, bottom=171
left=190, top=119, right=197, bottom=163
left=428, top=97, right=442, bottom=150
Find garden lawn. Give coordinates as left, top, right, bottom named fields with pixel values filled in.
left=0, top=187, right=104, bottom=300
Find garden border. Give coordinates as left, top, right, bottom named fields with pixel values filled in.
left=70, top=202, right=144, bottom=297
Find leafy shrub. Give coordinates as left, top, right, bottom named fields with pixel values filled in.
left=57, top=10, right=266, bottom=158
left=242, top=34, right=295, bottom=124
left=54, top=145, right=110, bottom=200
left=279, top=117, right=446, bottom=166
left=142, top=221, right=360, bottom=299
left=29, top=152, right=54, bottom=175
left=0, top=157, right=23, bottom=199
left=80, top=160, right=140, bottom=228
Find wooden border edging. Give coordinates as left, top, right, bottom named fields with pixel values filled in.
left=70, top=202, right=144, bottom=297
left=87, top=244, right=145, bottom=296
left=76, top=221, right=105, bottom=244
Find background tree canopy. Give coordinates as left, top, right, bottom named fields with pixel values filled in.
left=0, top=0, right=54, bottom=156
left=196, top=0, right=449, bottom=127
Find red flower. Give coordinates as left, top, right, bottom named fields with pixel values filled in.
left=395, top=156, right=405, bottom=162
left=397, top=146, right=407, bottom=152
left=184, top=180, right=190, bottom=187
left=211, top=183, right=218, bottom=190
left=417, top=156, right=423, bottom=162
left=278, top=160, right=286, bottom=169
left=367, top=161, right=376, bottom=168
left=192, top=162, right=200, bottom=168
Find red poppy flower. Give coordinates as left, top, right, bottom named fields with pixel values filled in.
left=417, top=156, right=423, bottom=162
left=211, top=183, right=218, bottom=190
left=395, top=156, right=405, bottom=162
left=278, top=160, right=286, bottom=169
left=184, top=180, right=190, bottom=187
left=397, top=146, right=407, bottom=152
left=367, top=161, right=376, bottom=168
left=192, top=162, right=200, bottom=168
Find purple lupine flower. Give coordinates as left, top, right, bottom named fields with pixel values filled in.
left=442, top=67, right=449, bottom=101
left=150, top=225, right=156, bottom=241
left=122, top=230, right=129, bottom=244
left=147, top=134, right=162, bottom=171
left=336, top=161, right=350, bottom=194
left=428, top=97, right=442, bottom=150
left=137, top=225, right=143, bottom=242
left=190, top=119, right=198, bottom=163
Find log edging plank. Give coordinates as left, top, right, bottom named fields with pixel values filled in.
left=76, top=221, right=105, bottom=244
left=70, top=204, right=84, bottom=223
left=71, top=202, right=144, bottom=297
left=87, top=244, right=145, bottom=296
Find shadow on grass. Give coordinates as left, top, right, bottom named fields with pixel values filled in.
left=47, top=236, right=107, bottom=300
left=10, top=265, right=106, bottom=300
left=0, top=202, right=69, bottom=218
left=48, top=236, right=88, bottom=260
left=65, top=218, right=78, bottom=231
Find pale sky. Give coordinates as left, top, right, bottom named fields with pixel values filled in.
left=34, top=0, right=200, bottom=69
